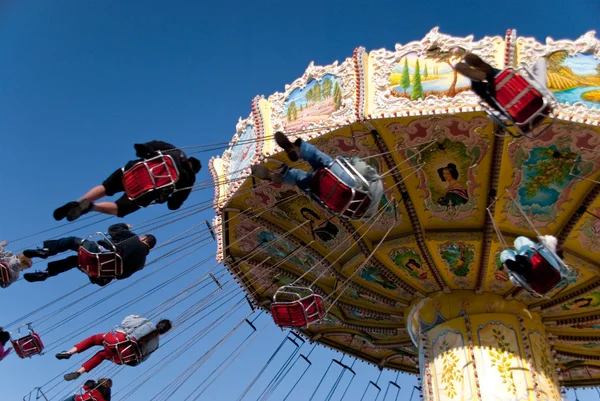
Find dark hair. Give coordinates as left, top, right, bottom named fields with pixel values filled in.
left=405, top=259, right=420, bottom=268
left=143, top=234, right=157, bottom=249
left=0, top=331, right=10, bottom=345
left=300, top=208, right=319, bottom=221
left=188, top=157, right=202, bottom=174
left=136, top=319, right=172, bottom=351
left=437, top=163, right=459, bottom=181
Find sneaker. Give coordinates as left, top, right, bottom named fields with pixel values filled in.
left=55, top=352, right=72, bottom=360
left=66, top=199, right=93, bottom=222
left=251, top=165, right=284, bottom=184
left=274, top=132, right=300, bottom=162
left=23, top=248, right=51, bottom=259
left=455, top=62, right=487, bottom=82
left=53, top=201, right=79, bottom=221
left=64, top=372, right=81, bottom=381
left=23, top=271, right=50, bottom=283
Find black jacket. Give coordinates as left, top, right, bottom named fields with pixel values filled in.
left=133, top=140, right=198, bottom=210
left=108, top=223, right=149, bottom=279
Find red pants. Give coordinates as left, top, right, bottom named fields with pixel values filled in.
left=75, top=333, right=113, bottom=372
left=75, top=332, right=135, bottom=372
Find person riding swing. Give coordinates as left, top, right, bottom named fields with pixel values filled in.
left=251, top=132, right=384, bottom=220
left=53, top=140, right=202, bottom=222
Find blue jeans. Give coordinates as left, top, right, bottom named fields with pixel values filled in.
left=283, top=141, right=356, bottom=193
left=63, top=396, right=75, bottom=401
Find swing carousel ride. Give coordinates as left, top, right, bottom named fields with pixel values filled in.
left=210, top=28, right=600, bottom=400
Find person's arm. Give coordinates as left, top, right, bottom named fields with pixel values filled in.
left=108, top=224, right=136, bottom=242
left=167, top=188, right=192, bottom=211
left=134, top=141, right=176, bottom=158
left=0, top=241, right=12, bottom=259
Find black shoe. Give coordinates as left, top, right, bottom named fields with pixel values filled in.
left=23, top=271, right=50, bottom=283
left=53, top=201, right=79, bottom=221
left=463, top=53, right=494, bottom=75
left=66, top=199, right=93, bottom=222
left=56, top=352, right=72, bottom=360
left=23, top=248, right=51, bottom=259
left=456, top=62, right=487, bottom=82
left=64, top=372, right=81, bottom=381
left=274, top=132, right=300, bottom=162
left=251, top=165, right=284, bottom=184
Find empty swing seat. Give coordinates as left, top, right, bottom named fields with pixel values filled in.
left=103, top=331, right=143, bottom=365
left=0, top=261, right=10, bottom=287
left=11, top=325, right=44, bottom=358
left=271, top=286, right=325, bottom=328
left=78, top=247, right=123, bottom=278
left=310, top=158, right=372, bottom=220
left=491, top=68, right=551, bottom=132
left=122, top=153, right=179, bottom=201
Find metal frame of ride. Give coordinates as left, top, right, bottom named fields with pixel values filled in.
left=103, top=329, right=143, bottom=365
left=487, top=189, right=570, bottom=299
left=10, top=323, right=44, bottom=359
left=482, top=66, right=556, bottom=139
left=310, top=156, right=373, bottom=220
left=121, top=151, right=180, bottom=202
left=271, top=286, right=325, bottom=328
left=77, top=232, right=124, bottom=278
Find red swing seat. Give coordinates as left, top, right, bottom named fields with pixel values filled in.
left=77, top=390, right=104, bottom=401
left=10, top=324, right=44, bottom=358
left=122, top=153, right=180, bottom=201
left=508, top=250, right=564, bottom=298
left=78, top=233, right=124, bottom=278
left=103, top=331, right=143, bottom=365
left=0, top=261, right=10, bottom=287
left=310, top=157, right=372, bottom=220
left=271, top=286, right=325, bottom=328
left=488, top=68, right=553, bottom=137
left=78, top=247, right=123, bottom=278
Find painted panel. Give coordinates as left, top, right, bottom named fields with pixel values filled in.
left=379, top=236, right=439, bottom=293
left=430, top=329, right=474, bottom=400
left=496, top=123, right=600, bottom=235
left=528, top=330, right=561, bottom=401
left=426, top=232, right=482, bottom=290
left=341, top=254, right=413, bottom=300
left=545, top=52, right=600, bottom=109
left=475, top=321, right=531, bottom=401
left=387, top=115, right=492, bottom=230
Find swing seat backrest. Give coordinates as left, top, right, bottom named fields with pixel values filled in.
left=310, top=167, right=371, bottom=220
left=493, top=68, right=550, bottom=126
left=522, top=250, right=562, bottom=295
left=103, top=331, right=143, bottom=365
left=122, top=154, right=180, bottom=201
left=76, top=391, right=101, bottom=401
left=78, top=247, right=124, bottom=278
left=0, top=261, right=10, bottom=286
left=271, top=294, right=324, bottom=328
left=11, top=331, right=44, bottom=358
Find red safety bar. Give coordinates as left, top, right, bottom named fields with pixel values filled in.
left=310, top=157, right=372, bottom=220
left=78, top=247, right=123, bottom=278
left=0, top=261, right=10, bottom=287
left=10, top=324, right=44, bottom=358
left=77, top=233, right=123, bottom=278
left=122, top=153, right=179, bottom=201
left=103, top=331, right=143, bottom=365
left=271, top=286, right=325, bottom=328
left=488, top=68, right=553, bottom=137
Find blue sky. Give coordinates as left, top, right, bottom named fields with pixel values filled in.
left=1, top=1, right=599, bottom=400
